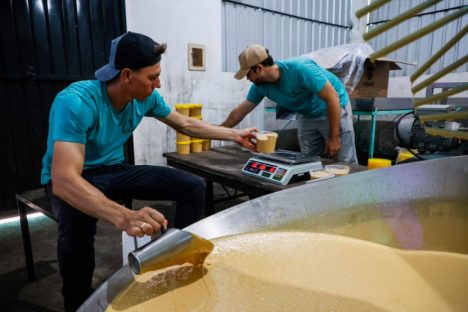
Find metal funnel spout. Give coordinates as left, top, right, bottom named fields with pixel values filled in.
left=128, top=228, right=214, bottom=274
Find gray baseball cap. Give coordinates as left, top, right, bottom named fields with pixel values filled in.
left=95, top=32, right=162, bottom=81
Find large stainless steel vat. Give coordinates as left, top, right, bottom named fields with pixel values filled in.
left=78, top=155, right=468, bottom=311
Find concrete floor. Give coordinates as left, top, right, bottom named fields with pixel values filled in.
left=0, top=184, right=247, bottom=312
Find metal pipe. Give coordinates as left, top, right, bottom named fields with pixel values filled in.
left=363, top=0, right=441, bottom=41
left=412, top=55, right=468, bottom=93
left=419, top=111, right=468, bottom=122
left=424, top=127, right=468, bottom=140
left=369, top=6, right=468, bottom=61
left=355, top=0, right=392, bottom=19
left=413, top=84, right=468, bottom=107
left=410, top=25, right=468, bottom=83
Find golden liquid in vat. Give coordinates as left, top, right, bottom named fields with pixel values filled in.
left=107, top=199, right=468, bottom=311
left=273, top=198, right=468, bottom=254
left=108, top=232, right=468, bottom=311
left=138, top=233, right=214, bottom=274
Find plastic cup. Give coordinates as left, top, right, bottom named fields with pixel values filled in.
left=176, top=141, right=191, bottom=154
left=191, top=139, right=203, bottom=153
left=256, top=131, right=278, bottom=154
left=202, top=139, right=211, bottom=151
left=175, top=104, right=190, bottom=116
left=324, top=165, right=350, bottom=176
left=189, top=104, right=202, bottom=117
left=368, top=158, right=392, bottom=169
left=310, top=170, right=334, bottom=180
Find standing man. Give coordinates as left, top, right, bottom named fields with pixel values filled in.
left=221, top=44, right=357, bottom=164
left=41, top=32, right=256, bottom=311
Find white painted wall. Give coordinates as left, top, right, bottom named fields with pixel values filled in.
left=126, top=0, right=263, bottom=165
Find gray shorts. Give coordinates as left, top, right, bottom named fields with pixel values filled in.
left=297, top=102, right=358, bottom=164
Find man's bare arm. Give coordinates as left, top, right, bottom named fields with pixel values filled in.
left=220, top=99, right=256, bottom=128
left=160, top=111, right=257, bottom=151
left=318, top=81, right=341, bottom=157
left=51, top=141, right=167, bottom=236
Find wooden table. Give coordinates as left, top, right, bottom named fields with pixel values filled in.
left=163, top=145, right=366, bottom=216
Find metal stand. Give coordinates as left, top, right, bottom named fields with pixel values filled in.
left=354, top=108, right=413, bottom=158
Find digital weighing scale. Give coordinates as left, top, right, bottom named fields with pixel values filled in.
left=242, top=150, right=323, bottom=186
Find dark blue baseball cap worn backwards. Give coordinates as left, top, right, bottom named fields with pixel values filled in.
left=95, top=32, right=162, bottom=82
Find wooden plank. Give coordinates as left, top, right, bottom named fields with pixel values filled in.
left=16, top=188, right=55, bottom=220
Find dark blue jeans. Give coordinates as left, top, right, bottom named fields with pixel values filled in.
left=45, top=164, right=205, bottom=311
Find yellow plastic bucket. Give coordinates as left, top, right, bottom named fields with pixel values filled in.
left=189, top=104, right=202, bottom=117
left=176, top=141, right=191, bottom=155
left=396, top=148, right=418, bottom=164
left=191, top=139, right=203, bottom=153
left=368, top=158, right=392, bottom=170
left=175, top=104, right=191, bottom=116
left=202, top=139, right=211, bottom=151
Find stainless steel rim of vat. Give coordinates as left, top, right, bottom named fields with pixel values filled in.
left=78, top=155, right=468, bottom=312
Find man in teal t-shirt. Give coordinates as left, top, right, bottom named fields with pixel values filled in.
left=42, top=32, right=257, bottom=311
left=221, top=44, right=357, bottom=164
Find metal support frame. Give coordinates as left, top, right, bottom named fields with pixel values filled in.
left=414, top=84, right=468, bottom=107
left=412, top=55, right=468, bottom=93
left=16, top=189, right=132, bottom=282
left=410, top=25, right=468, bottom=83
left=363, top=0, right=441, bottom=41
left=16, top=190, right=57, bottom=281
left=369, top=6, right=468, bottom=62
left=17, top=199, right=36, bottom=281
left=354, top=108, right=413, bottom=159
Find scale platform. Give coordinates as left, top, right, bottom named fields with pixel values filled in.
left=242, top=150, right=323, bottom=186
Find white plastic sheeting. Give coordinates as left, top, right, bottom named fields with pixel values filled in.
left=303, top=43, right=373, bottom=94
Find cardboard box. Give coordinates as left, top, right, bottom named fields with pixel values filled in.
left=349, top=58, right=402, bottom=98
left=305, top=45, right=414, bottom=99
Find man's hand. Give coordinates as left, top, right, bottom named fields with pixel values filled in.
left=235, top=127, right=258, bottom=152
left=325, top=136, right=341, bottom=158
left=123, top=207, right=168, bottom=237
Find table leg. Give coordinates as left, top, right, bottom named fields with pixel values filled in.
left=369, top=108, right=378, bottom=159
left=355, top=115, right=361, bottom=144
left=17, top=200, right=36, bottom=281
left=204, top=180, right=214, bottom=217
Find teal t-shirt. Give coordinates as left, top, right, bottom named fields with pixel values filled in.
left=40, top=80, right=171, bottom=184
left=246, top=57, right=349, bottom=117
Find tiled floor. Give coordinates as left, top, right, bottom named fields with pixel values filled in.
left=0, top=184, right=247, bottom=312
